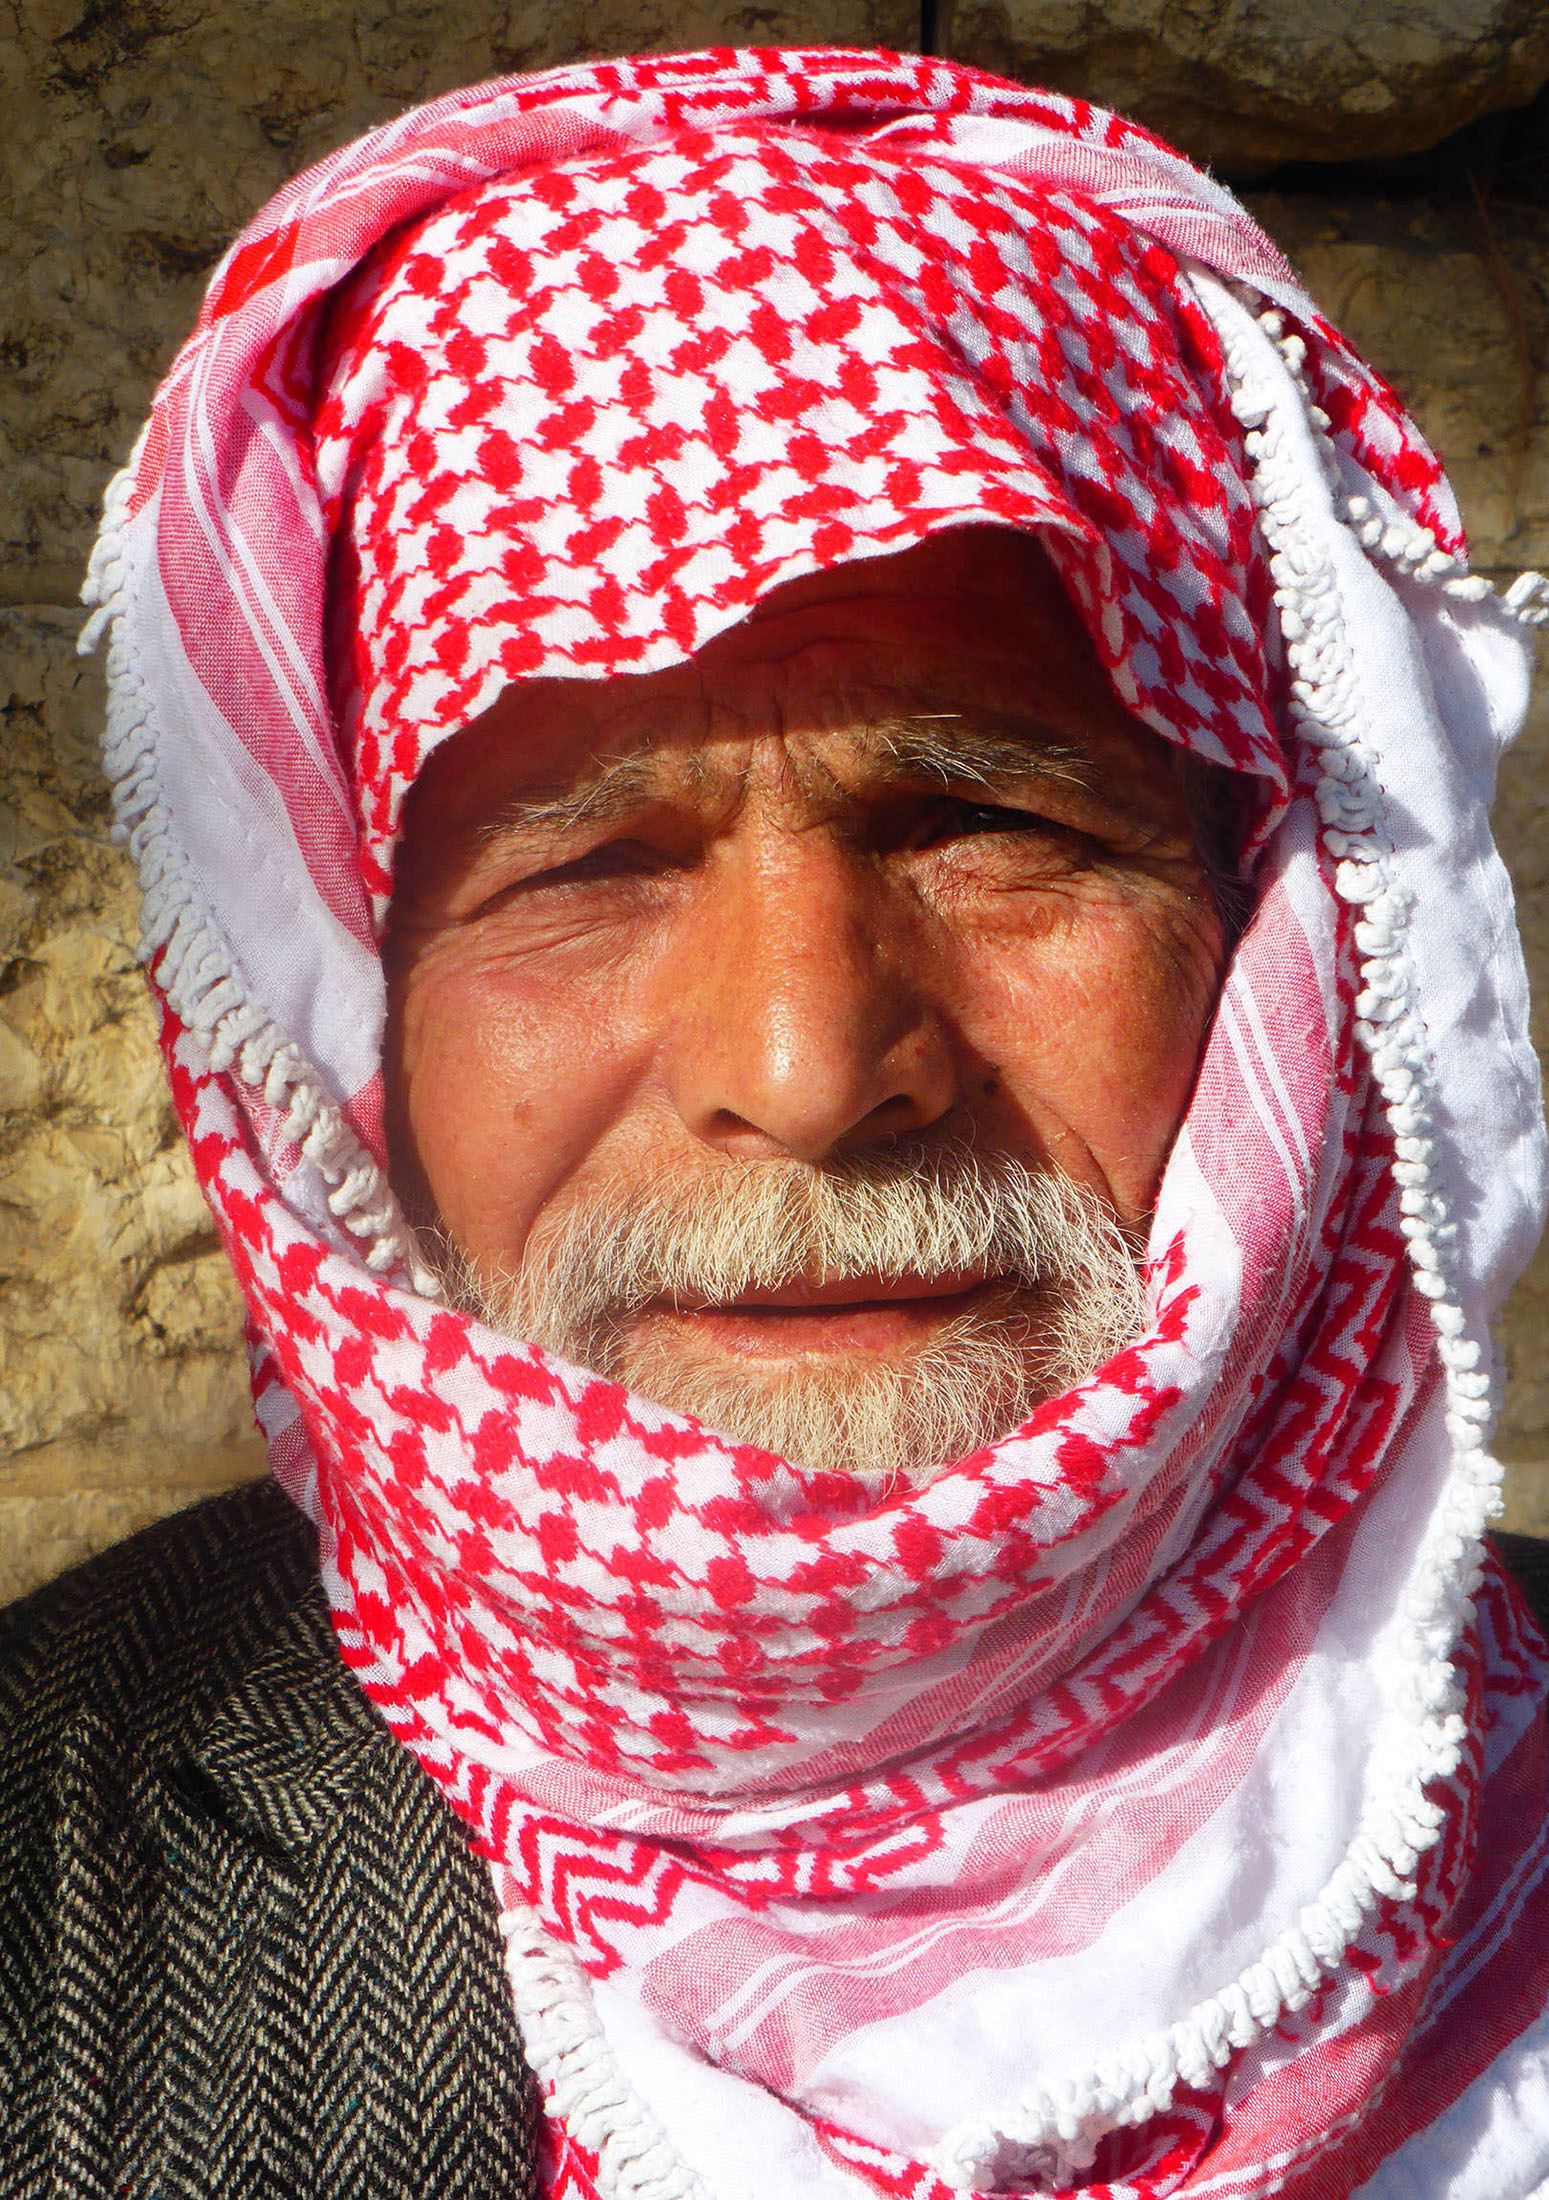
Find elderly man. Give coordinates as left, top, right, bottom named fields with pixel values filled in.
left=5, top=44, right=1549, bottom=2200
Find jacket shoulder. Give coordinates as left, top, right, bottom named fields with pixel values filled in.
left=0, top=1483, right=320, bottom=2192
left=0, top=1479, right=318, bottom=1768
left=0, top=1482, right=538, bottom=2198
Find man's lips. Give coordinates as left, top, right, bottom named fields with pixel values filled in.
left=642, top=1273, right=1009, bottom=1358
left=705, top=1270, right=993, bottom=1311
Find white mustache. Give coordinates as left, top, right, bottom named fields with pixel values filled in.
left=501, top=1143, right=1140, bottom=1327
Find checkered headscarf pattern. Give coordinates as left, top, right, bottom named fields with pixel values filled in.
left=314, top=126, right=1278, bottom=914
left=86, top=45, right=1549, bottom=2200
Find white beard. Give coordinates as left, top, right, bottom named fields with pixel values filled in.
left=424, top=1144, right=1145, bottom=1485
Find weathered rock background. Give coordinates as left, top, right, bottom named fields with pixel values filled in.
left=3, top=2, right=1548, bottom=1601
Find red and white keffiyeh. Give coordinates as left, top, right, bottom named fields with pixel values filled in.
left=83, top=47, right=1549, bottom=2200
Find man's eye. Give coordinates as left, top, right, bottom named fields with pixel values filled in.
left=928, top=798, right=1056, bottom=840
left=477, top=838, right=669, bottom=907
left=533, top=840, right=652, bottom=883
left=955, top=800, right=1037, bottom=833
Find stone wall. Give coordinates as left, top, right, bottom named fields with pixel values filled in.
left=4, top=4, right=1548, bottom=1601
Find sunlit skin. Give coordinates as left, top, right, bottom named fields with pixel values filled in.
left=385, top=527, right=1229, bottom=1380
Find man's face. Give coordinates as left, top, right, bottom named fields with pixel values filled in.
left=385, top=527, right=1230, bottom=1479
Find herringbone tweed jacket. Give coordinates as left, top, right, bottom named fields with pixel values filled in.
left=0, top=1482, right=534, bottom=2199
left=3, top=1483, right=1547, bottom=2200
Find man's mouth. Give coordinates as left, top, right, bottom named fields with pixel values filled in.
left=647, top=1272, right=1011, bottom=1357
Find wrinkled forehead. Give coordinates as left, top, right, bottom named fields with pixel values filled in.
left=313, top=119, right=1280, bottom=922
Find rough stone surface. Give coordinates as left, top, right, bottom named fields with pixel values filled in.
left=946, top=1, right=1549, bottom=172
left=0, top=607, right=266, bottom=1602
left=4, top=14, right=1549, bottom=1597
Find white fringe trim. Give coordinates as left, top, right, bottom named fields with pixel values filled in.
left=79, top=450, right=436, bottom=1292
left=1213, top=330, right=1549, bottom=632
left=1339, top=491, right=1549, bottom=627
left=498, top=1900, right=712, bottom=2200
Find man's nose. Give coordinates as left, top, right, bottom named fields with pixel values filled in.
left=655, top=832, right=958, bottom=1163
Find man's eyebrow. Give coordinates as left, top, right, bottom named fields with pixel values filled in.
left=475, top=748, right=668, bottom=844
left=855, top=714, right=1098, bottom=795
left=473, top=710, right=1099, bottom=844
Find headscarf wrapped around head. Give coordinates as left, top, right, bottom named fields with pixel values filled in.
left=312, top=130, right=1280, bottom=915
left=84, top=47, right=1549, bottom=2200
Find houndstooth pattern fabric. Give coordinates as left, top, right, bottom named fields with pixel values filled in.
left=83, top=44, right=1549, bottom=2200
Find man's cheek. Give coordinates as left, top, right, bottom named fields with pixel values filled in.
left=397, top=971, right=640, bottom=1268
left=959, top=906, right=1221, bottom=1212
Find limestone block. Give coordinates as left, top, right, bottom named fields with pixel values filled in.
left=946, top=1, right=1549, bottom=172
left=0, top=1440, right=266, bottom=1609
left=0, top=609, right=255, bottom=1486
left=1504, top=1460, right=1549, bottom=1535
